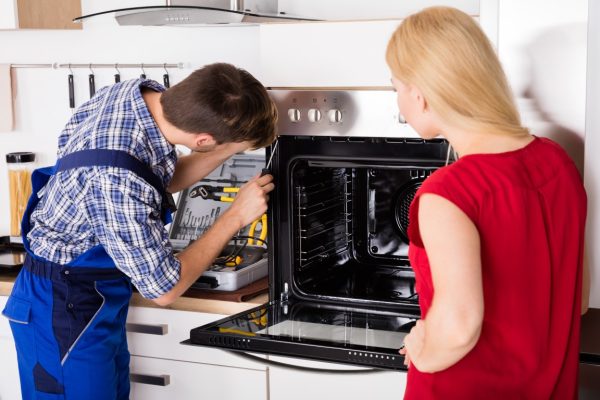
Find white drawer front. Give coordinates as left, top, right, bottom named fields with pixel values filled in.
left=268, top=356, right=406, bottom=400
left=0, top=296, right=23, bottom=400
left=126, top=306, right=266, bottom=369
left=129, top=355, right=267, bottom=400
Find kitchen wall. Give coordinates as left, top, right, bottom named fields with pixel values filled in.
left=0, top=0, right=595, bottom=304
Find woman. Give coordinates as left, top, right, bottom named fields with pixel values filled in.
left=386, top=6, right=588, bottom=399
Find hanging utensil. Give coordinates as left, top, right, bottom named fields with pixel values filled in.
left=88, top=64, right=96, bottom=98
left=114, top=63, right=121, bottom=83
left=67, top=64, right=75, bottom=110
left=140, top=63, right=146, bottom=79
left=163, top=63, right=170, bottom=88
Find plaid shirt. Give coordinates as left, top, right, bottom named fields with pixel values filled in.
left=28, top=79, right=181, bottom=299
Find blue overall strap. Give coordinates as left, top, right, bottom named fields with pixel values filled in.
left=56, top=149, right=176, bottom=222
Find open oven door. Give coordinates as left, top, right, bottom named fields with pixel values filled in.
left=184, top=299, right=415, bottom=371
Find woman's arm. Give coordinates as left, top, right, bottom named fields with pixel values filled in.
left=403, top=193, right=484, bottom=373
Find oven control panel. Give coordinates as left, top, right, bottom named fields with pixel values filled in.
left=268, top=88, right=420, bottom=138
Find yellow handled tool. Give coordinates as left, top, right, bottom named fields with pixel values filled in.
left=248, top=213, right=267, bottom=246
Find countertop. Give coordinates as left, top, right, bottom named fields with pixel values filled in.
left=0, top=272, right=268, bottom=316
left=2, top=271, right=598, bottom=359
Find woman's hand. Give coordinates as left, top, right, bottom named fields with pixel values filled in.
left=399, top=319, right=426, bottom=369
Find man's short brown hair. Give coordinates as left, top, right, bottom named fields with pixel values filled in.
left=160, top=63, right=277, bottom=148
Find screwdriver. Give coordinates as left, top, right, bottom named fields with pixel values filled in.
left=260, top=139, right=278, bottom=177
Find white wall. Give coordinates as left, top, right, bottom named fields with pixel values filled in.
left=0, top=0, right=594, bottom=303
left=0, top=0, right=260, bottom=234
left=585, top=0, right=600, bottom=308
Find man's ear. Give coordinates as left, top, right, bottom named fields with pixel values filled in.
left=195, top=133, right=216, bottom=148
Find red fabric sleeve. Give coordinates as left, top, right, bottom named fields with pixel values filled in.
left=408, top=166, right=481, bottom=248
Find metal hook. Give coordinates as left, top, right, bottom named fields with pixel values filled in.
left=88, top=63, right=94, bottom=74
left=163, top=63, right=168, bottom=74
left=68, top=63, right=73, bottom=75
left=140, top=63, right=146, bottom=79
left=114, top=63, right=120, bottom=75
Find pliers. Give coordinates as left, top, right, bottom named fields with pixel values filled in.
left=189, top=184, right=267, bottom=246
left=189, top=185, right=238, bottom=202
left=248, top=213, right=267, bottom=246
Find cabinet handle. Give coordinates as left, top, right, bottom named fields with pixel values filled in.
left=130, top=373, right=170, bottom=386
left=126, top=323, right=168, bottom=335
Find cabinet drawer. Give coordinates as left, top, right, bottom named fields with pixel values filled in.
left=267, top=355, right=406, bottom=400
left=126, top=306, right=266, bottom=370
left=129, top=355, right=267, bottom=400
left=0, top=296, right=23, bottom=399
left=0, top=296, right=10, bottom=337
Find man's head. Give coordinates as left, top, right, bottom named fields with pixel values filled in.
left=160, top=63, right=278, bottom=151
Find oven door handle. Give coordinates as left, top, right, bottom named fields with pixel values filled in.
left=228, top=351, right=391, bottom=374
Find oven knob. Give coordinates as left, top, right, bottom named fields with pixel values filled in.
left=328, top=109, right=343, bottom=123
left=288, top=108, right=301, bottom=123
left=307, top=108, right=322, bottom=122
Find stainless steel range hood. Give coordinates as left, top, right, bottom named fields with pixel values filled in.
left=73, top=0, right=481, bottom=26
left=73, top=0, right=319, bottom=26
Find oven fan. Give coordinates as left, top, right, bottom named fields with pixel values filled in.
left=393, top=179, right=424, bottom=243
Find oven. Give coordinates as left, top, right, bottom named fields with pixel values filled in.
left=185, top=88, right=451, bottom=370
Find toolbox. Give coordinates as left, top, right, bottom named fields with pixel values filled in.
left=169, top=153, right=268, bottom=291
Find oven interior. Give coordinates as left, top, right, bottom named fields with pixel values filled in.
left=273, top=136, right=449, bottom=309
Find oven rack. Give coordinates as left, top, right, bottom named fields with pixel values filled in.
left=294, top=169, right=353, bottom=271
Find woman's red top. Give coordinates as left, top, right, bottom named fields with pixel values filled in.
left=405, top=137, right=587, bottom=399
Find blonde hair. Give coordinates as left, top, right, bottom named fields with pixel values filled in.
left=386, top=6, right=528, bottom=137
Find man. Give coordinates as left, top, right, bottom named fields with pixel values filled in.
left=2, top=63, right=276, bottom=399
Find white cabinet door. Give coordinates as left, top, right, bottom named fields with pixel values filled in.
left=126, top=306, right=267, bottom=370
left=0, top=0, right=17, bottom=29
left=129, top=355, right=267, bottom=400
left=267, top=356, right=406, bottom=400
left=0, top=296, right=22, bottom=400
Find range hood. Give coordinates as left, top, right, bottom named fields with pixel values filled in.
left=73, top=0, right=319, bottom=26
left=73, top=0, right=481, bottom=26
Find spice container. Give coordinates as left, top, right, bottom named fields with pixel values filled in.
left=6, top=152, right=35, bottom=237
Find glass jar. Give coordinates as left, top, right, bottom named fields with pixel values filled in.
left=6, top=152, right=35, bottom=237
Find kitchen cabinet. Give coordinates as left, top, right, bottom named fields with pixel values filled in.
left=0, top=296, right=22, bottom=400
left=126, top=305, right=268, bottom=400
left=0, top=0, right=82, bottom=30
left=266, top=356, right=406, bottom=400
left=129, top=356, right=267, bottom=400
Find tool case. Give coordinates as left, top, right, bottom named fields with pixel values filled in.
left=169, top=153, right=268, bottom=291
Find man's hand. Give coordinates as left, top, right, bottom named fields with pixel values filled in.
left=226, top=174, right=275, bottom=230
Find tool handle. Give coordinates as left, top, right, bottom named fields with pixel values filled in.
left=89, top=74, right=96, bottom=98
left=260, top=168, right=270, bottom=177
left=68, top=74, right=75, bottom=109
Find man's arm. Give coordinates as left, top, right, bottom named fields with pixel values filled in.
left=168, top=142, right=252, bottom=194
left=154, top=173, right=274, bottom=306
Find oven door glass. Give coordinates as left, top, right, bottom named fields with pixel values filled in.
left=186, top=299, right=416, bottom=370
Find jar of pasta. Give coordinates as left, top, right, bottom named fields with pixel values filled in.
left=6, top=152, right=35, bottom=237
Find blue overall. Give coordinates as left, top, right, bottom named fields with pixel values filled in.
left=2, top=149, right=174, bottom=400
